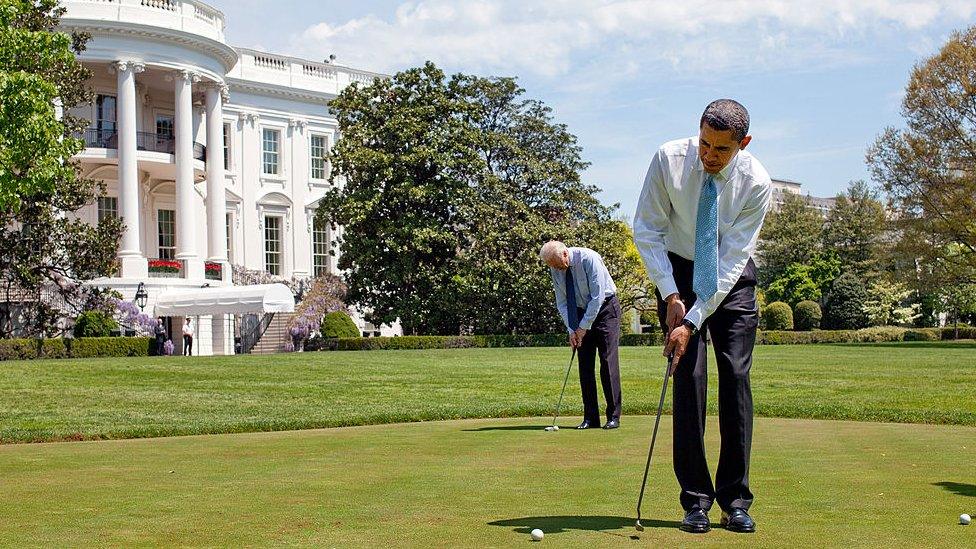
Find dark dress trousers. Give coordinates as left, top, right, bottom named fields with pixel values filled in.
left=574, top=294, right=623, bottom=424
left=656, top=251, right=758, bottom=513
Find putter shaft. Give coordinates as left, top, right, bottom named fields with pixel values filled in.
left=549, top=347, right=577, bottom=428
left=635, top=353, right=673, bottom=529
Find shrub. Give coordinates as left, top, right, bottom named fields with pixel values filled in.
left=320, top=311, right=360, bottom=338
left=904, top=329, right=940, bottom=341
left=71, top=337, right=153, bottom=358
left=940, top=326, right=976, bottom=340
left=763, top=302, right=793, bottom=331
left=794, top=301, right=823, bottom=331
left=73, top=311, right=119, bottom=338
left=823, top=272, right=869, bottom=330
left=855, top=326, right=907, bottom=343
left=0, top=338, right=68, bottom=360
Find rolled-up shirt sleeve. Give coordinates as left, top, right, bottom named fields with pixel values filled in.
left=633, top=149, right=679, bottom=299
left=578, top=255, right=607, bottom=331
left=551, top=269, right=573, bottom=334
left=684, top=180, right=771, bottom=329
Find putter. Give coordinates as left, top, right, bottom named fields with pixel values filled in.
left=544, top=347, right=577, bottom=432
left=635, top=352, right=674, bottom=531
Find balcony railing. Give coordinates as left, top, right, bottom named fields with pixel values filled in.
left=79, top=128, right=206, bottom=161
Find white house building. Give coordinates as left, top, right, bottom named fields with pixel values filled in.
left=58, top=0, right=395, bottom=354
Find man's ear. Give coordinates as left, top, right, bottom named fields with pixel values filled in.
left=739, top=135, right=752, bottom=150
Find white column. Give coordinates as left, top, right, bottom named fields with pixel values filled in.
left=204, top=83, right=228, bottom=271
left=175, top=69, right=203, bottom=279
left=115, top=60, right=147, bottom=278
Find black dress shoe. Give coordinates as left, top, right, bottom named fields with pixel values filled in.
left=576, top=420, right=597, bottom=429
left=721, top=508, right=756, bottom=533
left=680, top=508, right=710, bottom=533
left=602, top=419, right=619, bottom=429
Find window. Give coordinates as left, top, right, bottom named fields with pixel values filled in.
left=262, top=128, right=280, bottom=175
left=158, top=209, right=176, bottom=259
left=225, top=212, right=233, bottom=263
left=97, top=196, right=118, bottom=223
left=155, top=114, right=174, bottom=139
left=264, top=216, right=282, bottom=275
left=223, top=123, right=231, bottom=170
left=95, top=94, right=116, bottom=133
left=312, top=215, right=329, bottom=276
left=310, top=134, right=328, bottom=180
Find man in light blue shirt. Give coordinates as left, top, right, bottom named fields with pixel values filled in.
left=541, top=240, right=622, bottom=430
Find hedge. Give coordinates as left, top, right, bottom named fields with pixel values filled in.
left=70, top=337, right=154, bottom=358
left=323, top=327, right=974, bottom=351
left=0, top=337, right=152, bottom=361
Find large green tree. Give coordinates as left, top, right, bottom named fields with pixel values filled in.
left=0, top=0, right=121, bottom=337
left=757, top=192, right=824, bottom=286
left=867, top=26, right=976, bottom=289
left=822, top=180, right=888, bottom=279
left=321, top=63, right=613, bottom=335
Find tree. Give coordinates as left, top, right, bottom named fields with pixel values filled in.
left=764, top=253, right=841, bottom=308
left=0, top=0, right=122, bottom=337
left=585, top=218, right=655, bottom=319
left=863, top=280, right=920, bottom=327
left=822, top=272, right=870, bottom=330
left=757, top=192, right=824, bottom=286
left=867, top=26, right=976, bottom=291
left=822, top=180, right=888, bottom=279
left=321, top=62, right=613, bottom=335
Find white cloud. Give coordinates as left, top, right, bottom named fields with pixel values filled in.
left=288, top=0, right=976, bottom=77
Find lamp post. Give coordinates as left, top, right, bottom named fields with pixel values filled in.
left=135, top=282, right=148, bottom=311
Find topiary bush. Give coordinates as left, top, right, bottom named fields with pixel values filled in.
left=794, top=300, right=823, bottom=331
left=320, top=311, right=361, bottom=338
left=71, top=337, right=153, bottom=358
left=763, top=301, right=794, bottom=331
left=823, top=272, right=869, bottom=330
left=73, top=310, right=118, bottom=338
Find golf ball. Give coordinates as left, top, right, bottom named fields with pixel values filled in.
left=530, top=528, right=544, bottom=541
left=961, top=513, right=971, bottom=525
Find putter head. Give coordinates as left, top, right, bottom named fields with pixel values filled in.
left=635, top=519, right=644, bottom=532
left=544, top=425, right=558, bottom=432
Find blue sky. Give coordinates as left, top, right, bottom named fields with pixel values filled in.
left=208, top=0, right=976, bottom=219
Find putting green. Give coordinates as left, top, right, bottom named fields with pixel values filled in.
left=0, top=416, right=973, bottom=547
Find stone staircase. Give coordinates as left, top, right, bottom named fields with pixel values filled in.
left=250, top=312, right=296, bottom=354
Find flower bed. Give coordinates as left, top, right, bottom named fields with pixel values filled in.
left=205, top=261, right=222, bottom=280
left=148, top=258, right=182, bottom=278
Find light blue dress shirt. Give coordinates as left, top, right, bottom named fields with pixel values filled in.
left=550, top=247, right=617, bottom=334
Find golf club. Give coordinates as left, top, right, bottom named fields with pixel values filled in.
left=544, top=347, right=577, bottom=432
left=635, top=352, right=674, bottom=532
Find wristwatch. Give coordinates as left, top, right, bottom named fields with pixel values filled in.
left=680, top=318, right=698, bottom=335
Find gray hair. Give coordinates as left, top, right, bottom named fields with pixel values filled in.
left=700, top=99, right=750, bottom=142
left=539, top=240, right=567, bottom=262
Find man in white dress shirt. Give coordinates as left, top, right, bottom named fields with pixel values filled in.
left=633, top=99, right=771, bottom=534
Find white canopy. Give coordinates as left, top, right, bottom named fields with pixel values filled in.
left=153, top=283, right=295, bottom=316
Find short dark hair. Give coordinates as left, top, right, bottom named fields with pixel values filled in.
left=700, top=99, right=750, bottom=142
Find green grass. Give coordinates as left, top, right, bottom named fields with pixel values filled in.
left=1, top=342, right=975, bottom=443
left=0, top=416, right=974, bottom=547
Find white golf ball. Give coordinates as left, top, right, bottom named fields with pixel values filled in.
left=961, top=513, right=971, bottom=525
left=530, top=528, right=544, bottom=541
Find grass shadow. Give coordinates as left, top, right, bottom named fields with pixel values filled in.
left=488, top=515, right=680, bottom=535
left=462, top=425, right=558, bottom=432
left=934, top=481, right=976, bottom=497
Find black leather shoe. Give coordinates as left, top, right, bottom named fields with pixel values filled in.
left=576, top=420, right=597, bottom=429
left=721, top=508, right=755, bottom=533
left=602, top=419, right=619, bottom=429
left=680, top=508, right=710, bottom=533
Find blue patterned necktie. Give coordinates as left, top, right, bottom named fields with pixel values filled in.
left=693, top=174, right=719, bottom=302
left=565, top=267, right=579, bottom=331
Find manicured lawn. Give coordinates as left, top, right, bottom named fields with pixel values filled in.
left=0, top=342, right=974, bottom=443
left=0, top=416, right=973, bottom=547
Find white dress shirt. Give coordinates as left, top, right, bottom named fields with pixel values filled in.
left=549, top=247, right=617, bottom=334
left=633, top=136, right=772, bottom=329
